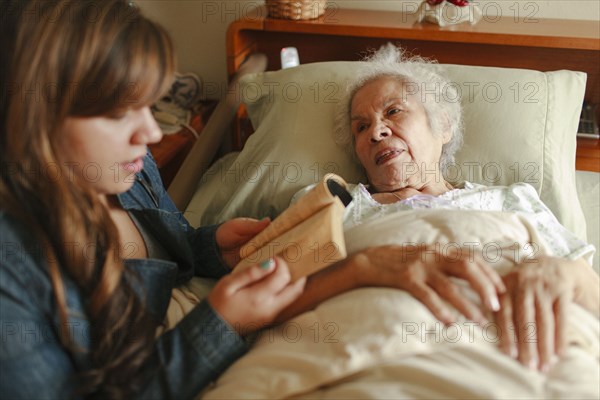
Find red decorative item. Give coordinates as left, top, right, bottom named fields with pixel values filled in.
left=447, top=0, right=470, bottom=6
left=427, top=0, right=470, bottom=6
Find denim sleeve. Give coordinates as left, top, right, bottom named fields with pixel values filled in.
left=188, top=223, right=231, bottom=279
left=0, top=229, right=247, bottom=399
left=143, top=151, right=230, bottom=279
left=0, top=281, right=247, bottom=400
left=139, top=300, right=248, bottom=399
left=0, top=260, right=79, bottom=399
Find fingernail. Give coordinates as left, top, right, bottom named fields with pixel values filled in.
left=488, top=297, right=500, bottom=312
left=441, top=311, right=455, bottom=324
left=259, top=259, right=275, bottom=270
left=540, top=363, right=550, bottom=374
left=528, top=358, right=538, bottom=370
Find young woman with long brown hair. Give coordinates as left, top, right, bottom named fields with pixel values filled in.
left=0, top=1, right=304, bottom=398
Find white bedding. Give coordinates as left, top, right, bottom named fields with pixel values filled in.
left=196, top=209, right=599, bottom=399
left=179, top=60, right=599, bottom=398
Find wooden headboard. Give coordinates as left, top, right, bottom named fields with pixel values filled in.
left=226, top=6, right=600, bottom=171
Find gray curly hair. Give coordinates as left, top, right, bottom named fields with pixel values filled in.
left=334, top=44, right=463, bottom=176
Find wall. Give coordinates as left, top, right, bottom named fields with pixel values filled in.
left=137, top=0, right=600, bottom=99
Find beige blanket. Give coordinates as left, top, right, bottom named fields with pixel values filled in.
left=171, top=210, right=599, bottom=399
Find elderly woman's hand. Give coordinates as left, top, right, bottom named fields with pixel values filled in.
left=356, top=245, right=506, bottom=325
left=495, top=256, right=595, bottom=372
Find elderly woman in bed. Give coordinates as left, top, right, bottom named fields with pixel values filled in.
left=283, top=45, right=599, bottom=372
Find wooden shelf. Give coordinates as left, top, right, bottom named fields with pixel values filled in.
left=576, top=137, right=600, bottom=172
left=262, top=9, right=599, bottom=50
left=227, top=6, right=600, bottom=172
left=149, top=101, right=218, bottom=187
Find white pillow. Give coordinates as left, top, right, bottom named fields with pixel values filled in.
left=576, top=170, right=600, bottom=273
left=186, top=61, right=587, bottom=240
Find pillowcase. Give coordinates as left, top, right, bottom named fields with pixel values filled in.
left=185, top=61, right=587, bottom=240
left=576, top=170, right=600, bottom=273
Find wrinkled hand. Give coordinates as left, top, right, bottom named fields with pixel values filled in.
left=216, top=217, right=270, bottom=268
left=358, top=245, right=505, bottom=325
left=208, top=257, right=306, bottom=335
left=495, top=256, right=577, bottom=372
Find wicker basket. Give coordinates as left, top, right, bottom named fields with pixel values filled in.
left=266, top=0, right=327, bottom=20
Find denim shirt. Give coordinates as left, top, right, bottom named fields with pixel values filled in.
left=0, top=152, right=248, bottom=399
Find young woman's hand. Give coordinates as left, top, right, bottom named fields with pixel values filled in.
left=357, top=245, right=506, bottom=325
left=207, top=257, right=306, bottom=335
left=215, top=217, right=270, bottom=268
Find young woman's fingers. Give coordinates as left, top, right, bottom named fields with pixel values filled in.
left=247, top=257, right=293, bottom=293
left=274, top=277, right=306, bottom=308
left=225, top=259, right=277, bottom=293
left=217, top=217, right=271, bottom=247
left=235, top=217, right=271, bottom=238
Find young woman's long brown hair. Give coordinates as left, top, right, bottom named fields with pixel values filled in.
left=0, top=1, right=175, bottom=397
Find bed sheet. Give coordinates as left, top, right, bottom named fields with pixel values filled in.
left=174, top=208, right=599, bottom=399
left=200, top=289, right=597, bottom=399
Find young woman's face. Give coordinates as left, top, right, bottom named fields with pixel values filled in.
left=58, top=106, right=162, bottom=194
left=350, top=76, right=450, bottom=192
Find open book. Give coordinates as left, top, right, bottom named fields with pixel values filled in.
left=234, top=174, right=353, bottom=281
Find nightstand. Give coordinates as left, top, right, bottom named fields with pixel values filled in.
left=149, top=100, right=218, bottom=187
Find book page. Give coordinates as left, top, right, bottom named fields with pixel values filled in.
left=239, top=173, right=349, bottom=258
left=235, top=173, right=351, bottom=279
left=235, top=197, right=347, bottom=280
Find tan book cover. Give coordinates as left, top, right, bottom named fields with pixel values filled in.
left=234, top=174, right=352, bottom=281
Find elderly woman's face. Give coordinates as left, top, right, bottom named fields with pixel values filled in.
left=351, top=76, right=450, bottom=192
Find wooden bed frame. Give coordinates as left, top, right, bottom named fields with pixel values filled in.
left=226, top=6, right=600, bottom=172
